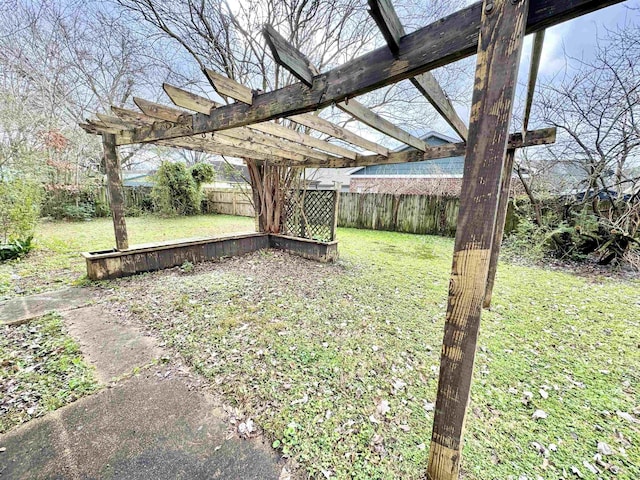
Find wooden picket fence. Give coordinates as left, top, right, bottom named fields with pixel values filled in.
left=203, top=188, right=255, bottom=217
left=201, top=189, right=516, bottom=237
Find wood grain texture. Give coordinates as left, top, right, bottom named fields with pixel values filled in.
left=119, top=0, right=620, bottom=145
left=483, top=149, right=516, bottom=309
left=262, top=24, right=319, bottom=86
left=368, top=0, right=469, bottom=140
left=102, top=134, right=129, bottom=251
left=522, top=30, right=545, bottom=135
left=368, top=0, right=404, bottom=53
left=163, top=83, right=219, bottom=114
left=204, top=68, right=255, bottom=104
left=337, top=99, right=428, bottom=151
left=427, top=0, right=530, bottom=478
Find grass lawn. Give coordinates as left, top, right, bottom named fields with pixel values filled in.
left=0, top=214, right=254, bottom=300
left=1, top=215, right=638, bottom=478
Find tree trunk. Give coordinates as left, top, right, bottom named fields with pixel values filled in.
left=516, top=165, right=542, bottom=225
left=246, top=159, right=299, bottom=233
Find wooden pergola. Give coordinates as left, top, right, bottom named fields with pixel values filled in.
left=80, top=0, right=624, bottom=478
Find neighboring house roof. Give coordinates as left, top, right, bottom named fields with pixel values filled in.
left=122, top=170, right=155, bottom=187
left=305, top=168, right=360, bottom=189
left=351, top=132, right=465, bottom=177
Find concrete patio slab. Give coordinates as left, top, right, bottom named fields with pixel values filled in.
left=0, top=370, right=282, bottom=480
left=0, top=288, right=97, bottom=326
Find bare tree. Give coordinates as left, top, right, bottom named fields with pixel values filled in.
left=115, top=0, right=467, bottom=232
left=516, top=23, right=640, bottom=261
left=0, top=0, right=170, bottom=180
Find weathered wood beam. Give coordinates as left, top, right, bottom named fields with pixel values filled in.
left=122, top=0, right=621, bottom=145
left=368, top=0, right=404, bottom=54
left=83, top=120, right=121, bottom=135
left=484, top=149, right=516, bottom=309
left=133, top=97, right=193, bottom=124
left=409, top=75, right=469, bottom=141
left=337, top=99, right=428, bottom=151
left=167, top=79, right=359, bottom=159
left=163, top=83, right=218, bottom=115
left=249, top=122, right=356, bottom=159
left=270, top=127, right=555, bottom=168
left=262, top=24, right=318, bottom=86
left=427, top=0, right=530, bottom=478
left=287, top=114, right=389, bottom=156
left=368, top=0, right=469, bottom=140
left=112, top=106, right=159, bottom=125
left=261, top=25, right=425, bottom=150
left=522, top=30, right=545, bottom=135
left=204, top=69, right=255, bottom=104
left=161, top=136, right=281, bottom=162
left=135, top=98, right=344, bottom=162
left=102, top=133, right=129, bottom=251
left=96, top=114, right=130, bottom=128
left=206, top=70, right=389, bottom=155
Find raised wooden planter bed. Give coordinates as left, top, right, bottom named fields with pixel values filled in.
left=83, top=232, right=337, bottom=280
left=269, top=234, right=338, bottom=263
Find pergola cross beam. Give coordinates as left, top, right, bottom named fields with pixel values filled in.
left=263, top=25, right=430, bottom=151
left=133, top=97, right=351, bottom=162
left=117, top=0, right=618, bottom=145
left=163, top=82, right=359, bottom=160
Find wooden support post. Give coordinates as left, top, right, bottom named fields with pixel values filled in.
left=331, top=187, right=341, bottom=241
left=102, top=133, right=129, bottom=251
left=427, top=1, right=529, bottom=479
left=483, top=149, right=516, bottom=309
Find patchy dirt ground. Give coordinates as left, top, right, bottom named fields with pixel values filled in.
left=0, top=313, right=98, bottom=433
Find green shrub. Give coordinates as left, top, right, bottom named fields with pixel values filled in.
left=41, top=185, right=98, bottom=220
left=190, top=162, right=215, bottom=188
left=152, top=162, right=200, bottom=216
left=61, top=203, right=95, bottom=221
left=0, top=236, right=34, bottom=262
left=0, top=178, right=42, bottom=244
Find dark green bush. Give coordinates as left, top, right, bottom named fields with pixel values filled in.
left=0, top=236, right=34, bottom=262
left=152, top=162, right=200, bottom=216
left=61, top=203, right=95, bottom=221
left=190, top=162, right=215, bottom=188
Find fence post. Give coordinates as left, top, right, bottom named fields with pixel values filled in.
left=331, top=186, right=341, bottom=241
left=102, top=133, right=128, bottom=251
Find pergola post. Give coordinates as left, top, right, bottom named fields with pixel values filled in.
left=102, top=133, right=129, bottom=250
left=427, top=0, right=529, bottom=479
left=484, top=149, right=516, bottom=308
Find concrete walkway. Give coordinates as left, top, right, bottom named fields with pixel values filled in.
left=0, top=291, right=284, bottom=479
left=0, top=287, right=97, bottom=326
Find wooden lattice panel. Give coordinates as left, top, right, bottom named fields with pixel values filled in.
left=283, top=189, right=338, bottom=242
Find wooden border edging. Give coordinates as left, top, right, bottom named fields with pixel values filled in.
left=82, top=232, right=338, bottom=280
left=269, top=234, right=339, bottom=263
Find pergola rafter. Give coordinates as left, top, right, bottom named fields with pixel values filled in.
left=78, top=1, right=625, bottom=478
left=204, top=69, right=391, bottom=156
left=367, top=0, right=469, bottom=140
